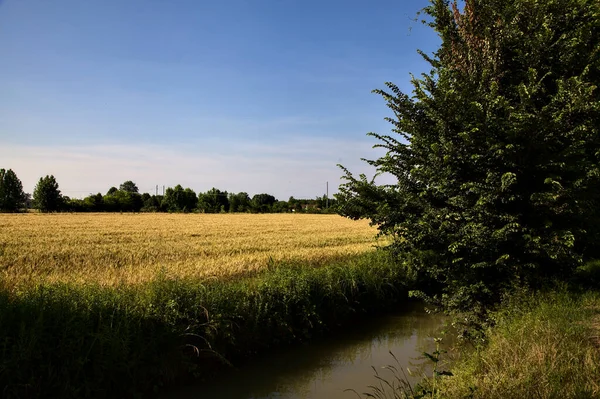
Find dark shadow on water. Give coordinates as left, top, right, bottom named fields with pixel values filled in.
left=164, top=303, right=451, bottom=399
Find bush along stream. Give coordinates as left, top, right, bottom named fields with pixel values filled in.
left=333, top=0, right=600, bottom=396
left=0, top=250, right=414, bottom=398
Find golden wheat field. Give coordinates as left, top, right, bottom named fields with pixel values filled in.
left=0, top=213, right=380, bottom=287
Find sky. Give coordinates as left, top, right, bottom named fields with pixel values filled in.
left=0, top=0, right=440, bottom=200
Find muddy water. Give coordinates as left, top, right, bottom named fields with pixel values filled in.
left=166, top=304, right=451, bottom=399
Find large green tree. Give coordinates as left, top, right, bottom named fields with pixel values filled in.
left=0, top=169, right=26, bottom=212
left=337, top=0, right=600, bottom=316
left=33, top=175, right=63, bottom=212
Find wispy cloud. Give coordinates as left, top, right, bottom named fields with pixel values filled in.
left=1, top=137, right=394, bottom=200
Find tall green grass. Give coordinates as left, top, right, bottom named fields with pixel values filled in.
left=0, top=250, right=411, bottom=398
left=434, top=289, right=600, bottom=398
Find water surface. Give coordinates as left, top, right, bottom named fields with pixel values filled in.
left=166, top=304, right=450, bottom=399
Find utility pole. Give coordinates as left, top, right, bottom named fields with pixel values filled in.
left=156, top=185, right=158, bottom=196
left=326, top=181, right=329, bottom=209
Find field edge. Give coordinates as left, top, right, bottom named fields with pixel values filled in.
left=0, top=250, right=412, bottom=398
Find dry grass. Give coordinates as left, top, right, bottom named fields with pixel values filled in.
left=0, top=213, right=380, bottom=287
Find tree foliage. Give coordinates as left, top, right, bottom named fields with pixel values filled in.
left=20, top=177, right=332, bottom=215
left=337, top=0, right=600, bottom=316
left=103, top=190, right=143, bottom=212
left=228, top=192, right=251, bottom=213
left=33, top=175, right=63, bottom=212
left=119, top=181, right=139, bottom=193
left=251, top=193, right=276, bottom=213
left=163, top=185, right=197, bottom=212
left=83, top=193, right=104, bottom=212
left=0, top=169, right=26, bottom=212
left=198, top=188, right=228, bottom=213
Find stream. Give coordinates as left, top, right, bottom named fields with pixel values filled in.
left=165, top=303, right=451, bottom=399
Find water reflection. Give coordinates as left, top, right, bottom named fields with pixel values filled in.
left=166, top=304, right=449, bottom=399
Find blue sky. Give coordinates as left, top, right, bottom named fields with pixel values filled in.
left=0, top=0, right=439, bottom=199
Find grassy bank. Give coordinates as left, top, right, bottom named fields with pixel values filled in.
left=0, top=250, right=410, bottom=398
left=427, top=288, right=600, bottom=398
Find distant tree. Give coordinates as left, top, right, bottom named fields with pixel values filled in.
left=103, top=190, right=142, bottom=212
left=83, top=193, right=104, bottom=212
left=141, top=193, right=156, bottom=212
left=183, top=188, right=197, bottom=212
left=33, top=175, right=63, bottom=212
left=129, top=192, right=144, bottom=212
left=0, top=169, right=26, bottom=212
left=119, top=181, right=139, bottom=193
left=288, top=196, right=302, bottom=212
left=102, top=193, right=120, bottom=212
left=228, top=192, right=251, bottom=213
left=162, top=186, right=179, bottom=212
left=315, top=195, right=328, bottom=210
left=142, top=194, right=164, bottom=212
left=155, top=195, right=166, bottom=212
left=63, top=197, right=87, bottom=212
left=272, top=200, right=289, bottom=213
left=324, top=197, right=338, bottom=213
left=106, top=187, right=118, bottom=196
left=163, top=185, right=197, bottom=212
left=302, top=199, right=320, bottom=214
left=251, top=193, right=276, bottom=213
left=198, top=188, right=228, bottom=213
left=23, top=193, right=32, bottom=209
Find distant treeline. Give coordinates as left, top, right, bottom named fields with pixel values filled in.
left=0, top=169, right=336, bottom=213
